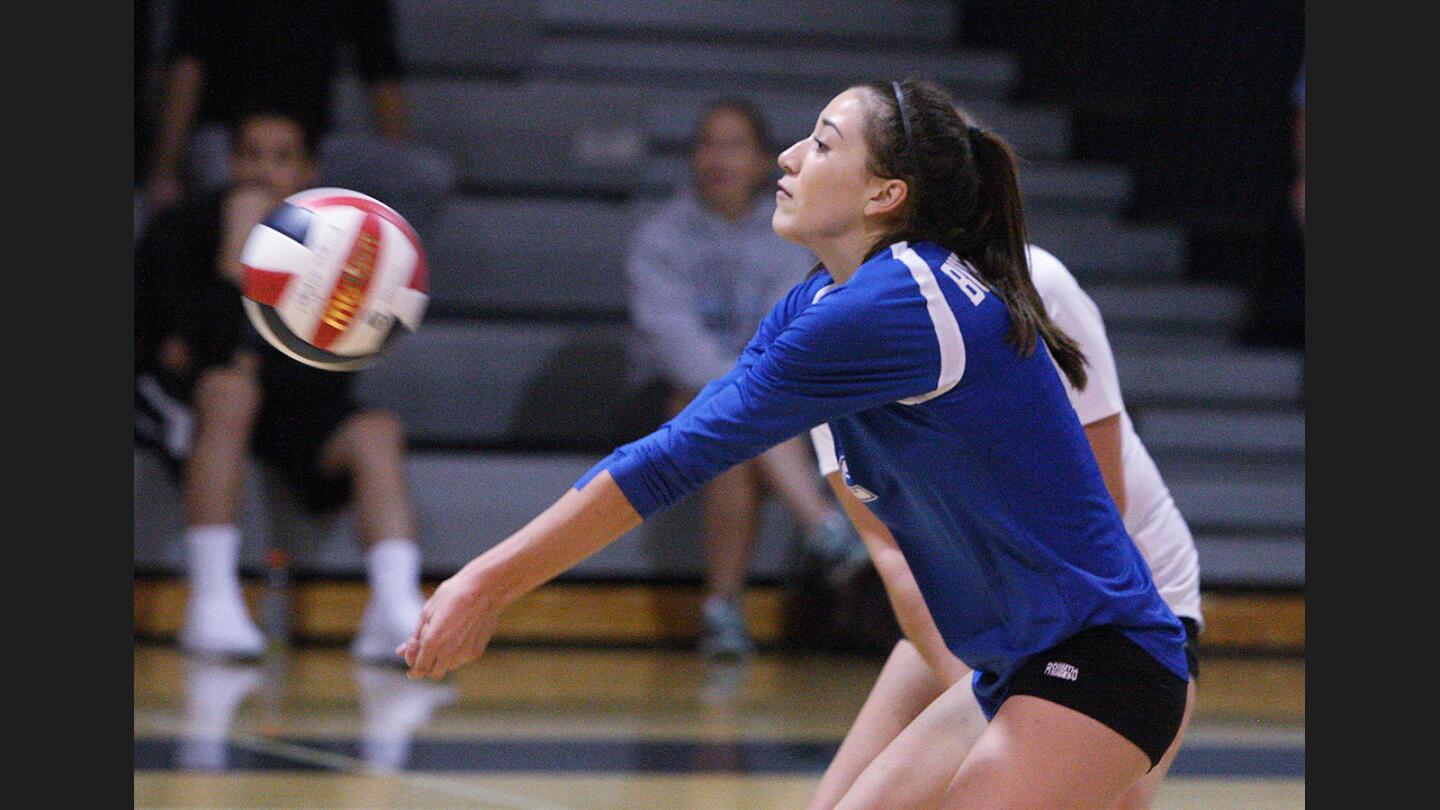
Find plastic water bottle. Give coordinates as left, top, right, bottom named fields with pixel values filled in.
left=261, top=548, right=291, bottom=650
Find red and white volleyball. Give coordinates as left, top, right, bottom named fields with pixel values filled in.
left=239, top=187, right=429, bottom=371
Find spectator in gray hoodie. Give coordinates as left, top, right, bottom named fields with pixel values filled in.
left=625, top=99, right=865, bottom=660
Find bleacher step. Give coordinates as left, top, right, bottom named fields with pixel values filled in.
left=132, top=578, right=1302, bottom=653
left=420, top=197, right=1191, bottom=321
left=537, top=0, right=958, bottom=49
left=137, top=448, right=1304, bottom=588
left=534, top=36, right=1015, bottom=96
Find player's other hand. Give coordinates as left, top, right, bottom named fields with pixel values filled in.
left=398, top=566, right=499, bottom=681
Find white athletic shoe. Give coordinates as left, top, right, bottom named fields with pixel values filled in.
left=178, top=592, right=267, bottom=661
left=351, top=593, right=424, bottom=666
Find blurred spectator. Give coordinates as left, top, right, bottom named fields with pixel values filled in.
left=1237, top=62, right=1305, bottom=350
left=134, top=109, right=427, bottom=663
left=624, top=99, right=865, bottom=660
left=139, top=0, right=451, bottom=230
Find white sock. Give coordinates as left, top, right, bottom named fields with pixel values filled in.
left=366, top=538, right=422, bottom=609
left=186, top=524, right=243, bottom=604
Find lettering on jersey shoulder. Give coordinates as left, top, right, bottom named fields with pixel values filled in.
left=840, top=456, right=877, bottom=502
left=940, top=255, right=988, bottom=306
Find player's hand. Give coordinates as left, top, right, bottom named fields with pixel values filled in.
left=397, top=567, right=500, bottom=681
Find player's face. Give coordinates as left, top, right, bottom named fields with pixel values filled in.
left=691, top=108, right=772, bottom=215
left=231, top=117, right=319, bottom=201
left=773, top=89, right=884, bottom=248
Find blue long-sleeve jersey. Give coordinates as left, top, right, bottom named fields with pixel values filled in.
left=576, top=241, right=1188, bottom=715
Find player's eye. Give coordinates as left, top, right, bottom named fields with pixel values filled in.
left=813, top=136, right=830, bottom=153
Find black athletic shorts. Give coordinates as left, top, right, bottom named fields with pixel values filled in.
left=250, top=356, right=359, bottom=514
left=1006, top=624, right=1189, bottom=770
left=140, top=338, right=361, bottom=515
left=1181, top=617, right=1201, bottom=679
left=250, top=403, right=357, bottom=514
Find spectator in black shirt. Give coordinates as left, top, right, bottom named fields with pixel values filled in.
left=136, top=109, right=428, bottom=662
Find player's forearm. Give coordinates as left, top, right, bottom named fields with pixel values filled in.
left=457, top=470, right=642, bottom=613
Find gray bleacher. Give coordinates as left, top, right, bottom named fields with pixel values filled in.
left=134, top=448, right=804, bottom=582
left=644, top=156, right=1132, bottom=212
left=417, top=199, right=1181, bottom=321
left=347, top=324, right=1305, bottom=443
left=533, top=37, right=1016, bottom=95
left=422, top=199, right=641, bottom=317
left=1133, top=410, right=1305, bottom=458
left=394, top=0, right=540, bottom=76
left=136, top=1, right=1304, bottom=591
left=536, top=0, right=958, bottom=47
left=331, top=76, right=1070, bottom=198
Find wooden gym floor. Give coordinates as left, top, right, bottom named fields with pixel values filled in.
left=134, top=581, right=1304, bottom=809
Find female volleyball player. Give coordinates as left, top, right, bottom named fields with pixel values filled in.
left=400, top=79, right=1190, bottom=808
left=803, top=244, right=1203, bottom=810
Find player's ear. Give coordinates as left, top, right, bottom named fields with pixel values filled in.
left=864, top=177, right=909, bottom=219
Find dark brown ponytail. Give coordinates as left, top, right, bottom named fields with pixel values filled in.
left=855, top=78, right=1089, bottom=390
left=965, top=128, right=1088, bottom=390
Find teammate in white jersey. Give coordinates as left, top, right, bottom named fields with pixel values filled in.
left=804, top=245, right=1202, bottom=810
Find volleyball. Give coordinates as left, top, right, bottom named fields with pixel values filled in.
left=239, top=187, right=429, bottom=371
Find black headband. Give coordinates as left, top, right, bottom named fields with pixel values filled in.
left=891, top=81, right=921, bottom=183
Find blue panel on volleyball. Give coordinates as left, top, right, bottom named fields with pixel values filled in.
left=263, top=203, right=313, bottom=246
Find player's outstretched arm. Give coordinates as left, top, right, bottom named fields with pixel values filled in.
left=398, top=470, right=641, bottom=680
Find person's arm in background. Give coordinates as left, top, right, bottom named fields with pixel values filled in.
left=807, top=424, right=962, bottom=681
left=1082, top=413, right=1126, bottom=516
left=352, top=0, right=409, bottom=141
left=827, top=472, right=966, bottom=684
left=625, top=218, right=745, bottom=391
left=803, top=424, right=971, bottom=810
left=145, top=56, right=205, bottom=210
left=144, top=0, right=219, bottom=210
left=217, top=186, right=281, bottom=286
left=367, top=81, right=409, bottom=142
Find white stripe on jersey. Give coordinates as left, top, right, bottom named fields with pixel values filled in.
left=892, top=242, right=966, bottom=405
left=812, top=283, right=836, bottom=304
left=810, top=423, right=841, bottom=477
